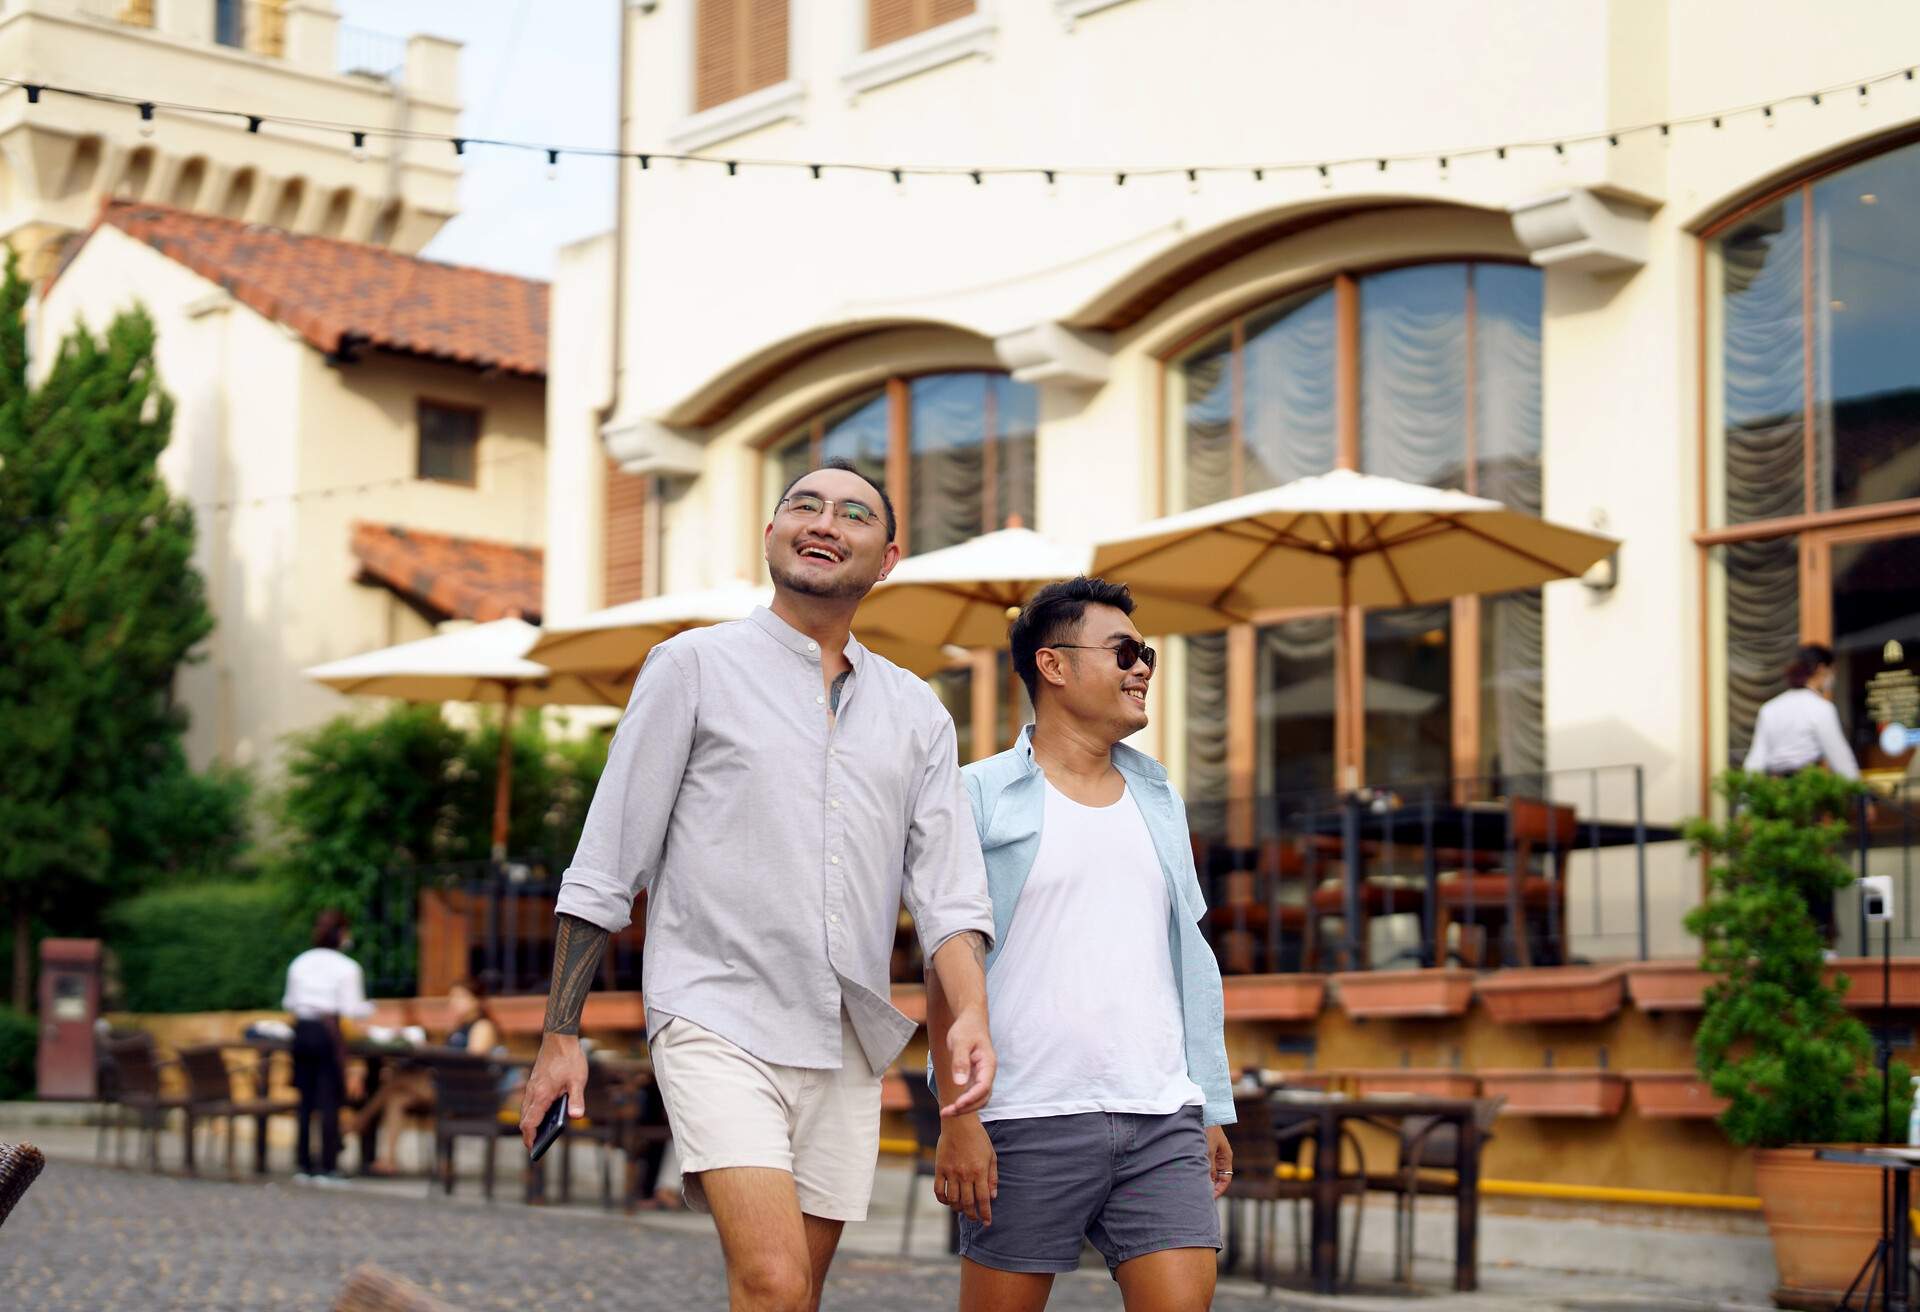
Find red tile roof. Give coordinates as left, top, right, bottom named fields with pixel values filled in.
left=351, top=522, right=543, bottom=623
left=94, top=201, right=547, bottom=377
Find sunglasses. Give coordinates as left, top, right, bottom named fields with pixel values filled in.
left=1045, top=638, right=1156, bottom=672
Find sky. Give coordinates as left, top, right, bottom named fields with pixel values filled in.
left=334, top=0, right=620, bottom=281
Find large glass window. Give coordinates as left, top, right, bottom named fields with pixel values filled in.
left=762, top=371, right=1037, bottom=556
left=1168, top=260, right=1543, bottom=798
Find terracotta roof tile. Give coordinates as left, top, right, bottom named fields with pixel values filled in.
left=351, top=522, right=543, bottom=623
left=94, top=201, right=547, bottom=377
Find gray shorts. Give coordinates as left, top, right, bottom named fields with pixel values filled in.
left=958, top=1107, right=1222, bottom=1276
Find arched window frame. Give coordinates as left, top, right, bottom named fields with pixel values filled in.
left=1157, top=257, right=1544, bottom=814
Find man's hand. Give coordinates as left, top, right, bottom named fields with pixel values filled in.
left=940, top=1006, right=995, bottom=1118
left=519, top=1032, right=588, bottom=1150
left=935, top=1113, right=997, bottom=1225
left=1207, top=1124, right=1234, bottom=1199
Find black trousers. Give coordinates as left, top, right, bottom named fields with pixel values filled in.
left=291, top=1019, right=345, bottom=1175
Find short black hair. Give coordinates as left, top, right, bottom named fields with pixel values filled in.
left=311, top=909, right=349, bottom=950
left=777, top=458, right=896, bottom=542
left=1786, top=643, right=1836, bottom=689
left=1009, top=576, right=1136, bottom=703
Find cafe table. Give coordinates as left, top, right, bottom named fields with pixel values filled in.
left=1264, top=1089, right=1485, bottom=1295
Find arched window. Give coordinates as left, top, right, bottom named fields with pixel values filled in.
left=760, top=370, right=1037, bottom=555
left=168, top=156, right=207, bottom=209
left=1168, top=260, right=1545, bottom=800
left=1703, top=136, right=1920, bottom=779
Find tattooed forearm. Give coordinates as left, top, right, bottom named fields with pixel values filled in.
left=543, top=913, right=611, bottom=1036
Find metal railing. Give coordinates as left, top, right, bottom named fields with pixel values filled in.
left=1187, top=765, right=1678, bottom=974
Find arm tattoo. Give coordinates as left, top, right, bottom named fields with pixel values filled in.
left=959, top=930, right=987, bottom=971
left=543, top=913, right=610, bottom=1036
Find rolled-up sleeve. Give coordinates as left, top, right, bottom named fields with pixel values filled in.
left=900, top=704, right=994, bottom=961
left=555, top=643, right=697, bottom=934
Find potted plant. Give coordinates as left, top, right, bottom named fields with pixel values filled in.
left=1685, top=769, right=1909, bottom=1310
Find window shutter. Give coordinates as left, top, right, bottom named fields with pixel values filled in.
left=868, top=0, right=973, bottom=49
left=696, top=0, right=788, bottom=111
left=605, top=460, right=651, bottom=605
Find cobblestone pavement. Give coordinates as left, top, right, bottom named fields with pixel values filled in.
left=5, top=1160, right=1291, bottom=1311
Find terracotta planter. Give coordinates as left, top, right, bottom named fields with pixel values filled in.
left=1825, top=957, right=1920, bottom=1009
left=1476, top=965, right=1625, bottom=1024
left=1223, top=973, right=1328, bottom=1021
left=1626, top=1071, right=1729, bottom=1119
left=1624, top=959, right=1714, bottom=1012
left=1348, top=1068, right=1481, bottom=1099
left=1754, top=1145, right=1884, bottom=1308
left=1477, top=1068, right=1627, bottom=1117
left=1333, top=968, right=1475, bottom=1019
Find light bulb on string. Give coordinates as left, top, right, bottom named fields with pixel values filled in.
left=1043, top=169, right=1058, bottom=199
left=1437, top=156, right=1450, bottom=182
left=546, top=149, right=560, bottom=181
left=892, top=168, right=905, bottom=199
left=1317, top=164, right=1331, bottom=190
left=1858, top=84, right=1871, bottom=108
left=1763, top=105, right=1775, bottom=128
left=1186, top=168, right=1199, bottom=195
left=137, top=102, right=155, bottom=138
left=351, top=131, right=367, bottom=163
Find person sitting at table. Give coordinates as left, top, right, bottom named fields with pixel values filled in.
left=350, top=978, right=503, bottom=1177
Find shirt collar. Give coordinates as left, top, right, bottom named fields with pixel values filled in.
left=748, top=605, right=866, bottom=671
left=1013, top=721, right=1169, bottom=783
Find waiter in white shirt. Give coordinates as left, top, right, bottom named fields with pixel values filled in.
left=281, top=909, right=374, bottom=1184
left=1744, top=643, right=1861, bottom=781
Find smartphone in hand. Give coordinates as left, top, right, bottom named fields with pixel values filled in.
left=528, top=1096, right=569, bottom=1162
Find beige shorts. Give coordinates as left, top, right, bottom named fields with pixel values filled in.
left=648, top=1009, right=882, bottom=1222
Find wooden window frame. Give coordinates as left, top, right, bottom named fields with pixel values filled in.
left=1692, top=132, right=1920, bottom=819
left=1159, top=259, right=1537, bottom=805
left=415, top=397, right=483, bottom=489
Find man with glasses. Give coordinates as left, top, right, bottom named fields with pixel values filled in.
left=927, top=576, right=1233, bottom=1312
left=522, top=459, right=996, bottom=1311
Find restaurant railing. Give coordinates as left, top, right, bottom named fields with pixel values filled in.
left=1842, top=778, right=1920, bottom=958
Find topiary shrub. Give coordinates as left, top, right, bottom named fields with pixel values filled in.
left=1686, top=768, right=1909, bottom=1147
left=0, top=1007, right=35, bottom=1100
left=104, top=881, right=310, bottom=1014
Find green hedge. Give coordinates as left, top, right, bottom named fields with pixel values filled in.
left=0, top=1008, right=35, bottom=1100
left=105, top=881, right=311, bottom=1014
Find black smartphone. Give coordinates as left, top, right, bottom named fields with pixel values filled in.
left=528, top=1096, right=569, bottom=1162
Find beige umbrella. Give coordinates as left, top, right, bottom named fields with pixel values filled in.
left=1091, top=468, right=1617, bottom=784
left=530, top=580, right=957, bottom=679
left=306, top=618, right=628, bottom=856
left=856, top=527, right=1091, bottom=650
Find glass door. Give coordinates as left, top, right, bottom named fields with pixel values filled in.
left=1805, top=520, right=1920, bottom=786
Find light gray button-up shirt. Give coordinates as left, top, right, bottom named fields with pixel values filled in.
left=555, top=606, right=994, bottom=1072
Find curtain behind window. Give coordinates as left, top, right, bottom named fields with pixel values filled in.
left=1184, top=633, right=1230, bottom=811
left=1243, top=288, right=1338, bottom=493
left=1721, top=199, right=1806, bottom=525
left=909, top=374, right=988, bottom=553
left=1177, top=334, right=1234, bottom=511
left=1724, top=536, right=1800, bottom=767
left=1361, top=265, right=1469, bottom=491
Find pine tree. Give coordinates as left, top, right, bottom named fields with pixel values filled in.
left=0, top=253, right=217, bottom=1009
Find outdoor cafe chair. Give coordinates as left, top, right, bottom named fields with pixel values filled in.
left=1222, top=1093, right=1367, bottom=1293
left=1435, top=800, right=1576, bottom=967
left=1364, top=1095, right=1506, bottom=1282
left=177, top=1043, right=298, bottom=1177
left=0, top=1142, right=45, bottom=1229
left=554, top=1060, right=638, bottom=1209
left=103, top=1033, right=193, bottom=1172
left=425, top=1062, right=522, bottom=1202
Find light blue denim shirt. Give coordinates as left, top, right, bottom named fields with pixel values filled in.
left=960, top=726, right=1236, bottom=1127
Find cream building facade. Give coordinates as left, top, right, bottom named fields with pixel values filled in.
left=0, top=0, right=461, bottom=274
left=37, top=205, right=548, bottom=773
left=546, top=0, right=1920, bottom=959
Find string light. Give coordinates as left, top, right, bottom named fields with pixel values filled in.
left=546, top=148, right=559, bottom=180
left=351, top=130, right=367, bottom=162
left=4, top=65, right=1916, bottom=191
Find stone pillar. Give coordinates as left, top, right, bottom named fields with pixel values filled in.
left=405, top=33, right=462, bottom=104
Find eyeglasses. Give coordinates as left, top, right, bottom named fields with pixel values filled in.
left=778, top=493, right=883, bottom=528
left=1045, top=638, right=1156, bottom=672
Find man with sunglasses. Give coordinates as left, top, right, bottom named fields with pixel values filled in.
left=523, top=459, right=996, bottom=1312
left=927, top=576, right=1233, bottom=1312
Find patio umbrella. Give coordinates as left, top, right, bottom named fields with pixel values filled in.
left=529, top=580, right=957, bottom=678
left=306, top=618, right=629, bottom=857
left=1090, top=468, right=1617, bottom=784
left=855, top=527, right=1092, bottom=650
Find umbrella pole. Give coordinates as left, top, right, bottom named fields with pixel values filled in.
left=491, top=682, right=517, bottom=862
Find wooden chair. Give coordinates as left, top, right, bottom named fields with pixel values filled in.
left=1305, top=879, right=1425, bottom=971
left=1435, top=800, right=1575, bottom=967
left=333, top=1264, right=461, bottom=1312
left=103, top=1035, right=193, bottom=1172
left=556, top=1060, right=638, bottom=1208
left=1365, top=1095, right=1506, bottom=1281
left=425, top=1063, right=519, bottom=1201
left=1207, top=839, right=1314, bottom=974
left=1221, top=1094, right=1367, bottom=1293
left=177, top=1044, right=298, bottom=1177
left=0, top=1143, right=45, bottom=1229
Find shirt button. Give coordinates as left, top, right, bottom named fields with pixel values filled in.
left=830, top=799, right=840, bottom=809
left=831, top=855, right=841, bottom=865
left=815, top=695, right=824, bottom=705
left=806, top=640, right=818, bottom=652
left=828, top=914, right=840, bottom=925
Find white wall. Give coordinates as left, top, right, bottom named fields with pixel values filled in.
left=543, top=231, right=615, bottom=625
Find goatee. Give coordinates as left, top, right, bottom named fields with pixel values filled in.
left=769, top=560, right=875, bottom=601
